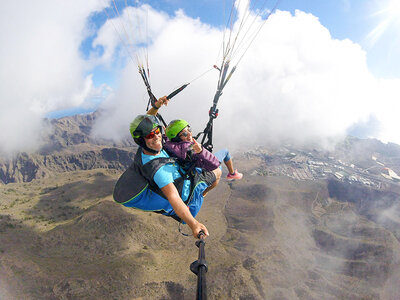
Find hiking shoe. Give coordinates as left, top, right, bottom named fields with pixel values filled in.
left=226, top=170, right=243, bottom=180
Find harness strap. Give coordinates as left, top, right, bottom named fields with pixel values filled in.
left=135, top=148, right=199, bottom=222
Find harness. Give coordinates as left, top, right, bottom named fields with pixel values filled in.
left=136, top=148, right=183, bottom=197
left=113, top=147, right=199, bottom=222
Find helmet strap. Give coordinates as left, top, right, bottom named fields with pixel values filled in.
left=135, top=137, right=161, bottom=154
left=143, top=145, right=160, bottom=154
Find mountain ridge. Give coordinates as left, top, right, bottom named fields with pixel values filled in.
left=0, top=113, right=400, bottom=299
left=2, top=112, right=400, bottom=185
left=0, top=113, right=136, bottom=184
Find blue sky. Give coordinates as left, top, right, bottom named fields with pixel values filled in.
left=65, top=0, right=400, bottom=128
left=2, top=0, right=400, bottom=153
left=81, top=0, right=400, bottom=91
left=277, top=0, right=400, bottom=79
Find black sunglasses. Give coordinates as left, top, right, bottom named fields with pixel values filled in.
left=179, top=126, right=192, bottom=137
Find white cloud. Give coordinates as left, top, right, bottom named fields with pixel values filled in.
left=0, top=0, right=106, bottom=154
left=93, top=7, right=400, bottom=151
left=379, top=202, right=400, bottom=225
left=2, top=1, right=400, bottom=155
left=92, top=6, right=223, bottom=141
left=373, top=78, right=400, bottom=143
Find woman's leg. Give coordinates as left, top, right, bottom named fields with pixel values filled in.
left=202, top=167, right=221, bottom=197
left=214, top=148, right=243, bottom=179
left=214, top=149, right=234, bottom=174
left=224, top=158, right=235, bottom=174
left=214, top=149, right=229, bottom=163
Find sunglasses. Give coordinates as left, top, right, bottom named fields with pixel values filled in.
left=179, top=126, right=192, bottom=137
left=145, top=127, right=161, bottom=139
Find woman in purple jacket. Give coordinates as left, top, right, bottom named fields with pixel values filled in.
left=164, top=119, right=243, bottom=180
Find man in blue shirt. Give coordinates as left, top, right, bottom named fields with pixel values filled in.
left=129, top=96, right=221, bottom=238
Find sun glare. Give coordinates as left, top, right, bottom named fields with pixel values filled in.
left=387, top=0, right=400, bottom=17
left=367, top=0, right=400, bottom=45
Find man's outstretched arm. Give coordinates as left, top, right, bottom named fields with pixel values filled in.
left=161, top=183, right=209, bottom=238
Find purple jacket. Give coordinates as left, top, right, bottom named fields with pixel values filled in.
left=162, top=136, right=220, bottom=171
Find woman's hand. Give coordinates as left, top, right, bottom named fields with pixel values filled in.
left=192, top=138, right=202, bottom=154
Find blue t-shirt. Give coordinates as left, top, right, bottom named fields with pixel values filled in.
left=121, top=148, right=209, bottom=218
left=141, top=149, right=191, bottom=201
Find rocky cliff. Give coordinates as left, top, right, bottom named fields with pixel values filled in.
left=0, top=148, right=135, bottom=184
left=0, top=113, right=136, bottom=184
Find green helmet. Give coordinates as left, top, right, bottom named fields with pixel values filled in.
left=130, top=115, right=160, bottom=139
left=166, top=119, right=189, bottom=140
